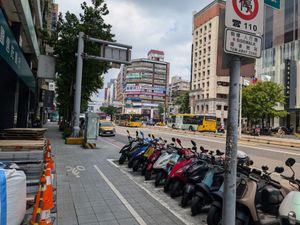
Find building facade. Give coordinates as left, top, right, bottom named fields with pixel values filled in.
left=255, top=1, right=300, bottom=131
left=190, top=0, right=254, bottom=125
left=123, top=50, right=169, bottom=120
left=0, top=0, right=55, bottom=129
left=168, top=76, right=190, bottom=114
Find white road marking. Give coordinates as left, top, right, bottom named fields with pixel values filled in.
left=94, top=165, right=147, bottom=225
left=65, top=165, right=86, bottom=178
left=118, top=128, right=300, bottom=157
left=102, top=140, right=195, bottom=224
left=107, top=159, right=119, bottom=168
left=116, top=163, right=194, bottom=225
left=100, top=138, right=123, bottom=149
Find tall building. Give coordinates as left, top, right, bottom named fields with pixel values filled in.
left=255, top=1, right=300, bottom=131
left=0, top=0, right=53, bottom=129
left=168, top=76, right=190, bottom=114
left=104, top=79, right=116, bottom=105
left=115, top=65, right=126, bottom=103
left=190, top=0, right=254, bottom=125
left=123, top=50, right=169, bottom=120
left=45, top=1, right=58, bottom=55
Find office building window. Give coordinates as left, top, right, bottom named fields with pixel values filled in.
left=202, top=83, right=205, bottom=88
left=197, top=105, right=200, bottom=111
left=206, top=93, right=209, bottom=98
left=205, top=25, right=207, bottom=31
left=217, top=105, right=222, bottom=110
left=208, top=34, right=211, bottom=40
left=207, top=70, right=210, bottom=76
left=198, top=83, right=200, bottom=89
left=197, top=95, right=200, bottom=100
left=194, top=84, right=196, bottom=90
left=207, top=81, right=209, bottom=87
left=201, top=105, right=204, bottom=111
left=206, top=105, right=209, bottom=111
left=195, top=31, right=198, bottom=36
left=224, top=105, right=228, bottom=111
left=284, top=0, right=295, bottom=43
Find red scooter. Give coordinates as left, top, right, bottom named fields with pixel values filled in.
left=164, top=140, right=198, bottom=198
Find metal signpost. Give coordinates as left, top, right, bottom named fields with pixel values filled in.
left=73, top=32, right=132, bottom=137
left=223, top=0, right=264, bottom=224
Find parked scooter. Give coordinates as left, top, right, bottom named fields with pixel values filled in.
left=144, top=139, right=174, bottom=180
left=128, top=131, right=153, bottom=169
left=153, top=138, right=186, bottom=187
left=190, top=150, right=249, bottom=216
left=163, top=140, right=200, bottom=198
left=279, top=158, right=300, bottom=225
left=119, top=130, right=139, bottom=164
left=207, top=158, right=299, bottom=225
left=132, top=134, right=159, bottom=172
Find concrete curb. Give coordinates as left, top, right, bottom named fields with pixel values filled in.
left=145, top=126, right=300, bottom=148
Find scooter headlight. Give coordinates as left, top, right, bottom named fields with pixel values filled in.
left=288, top=211, right=297, bottom=225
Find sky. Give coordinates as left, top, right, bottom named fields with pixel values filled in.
left=55, top=0, right=213, bottom=99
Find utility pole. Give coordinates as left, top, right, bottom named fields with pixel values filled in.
left=222, top=56, right=240, bottom=225
left=72, top=32, right=85, bottom=137
left=72, top=32, right=131, bottom=137
left=239, top=77, right=243, bottom=138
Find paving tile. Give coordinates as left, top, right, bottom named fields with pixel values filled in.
left=116, top=218, right=139, bottom=225
left=77, top=214, right=98, bottom=224
left=95, top=212, right=115, bottom=222
left=99, top=219, right=119, bottom=225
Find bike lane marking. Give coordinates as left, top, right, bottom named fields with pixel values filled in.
left=93, top=165, right=147, bottom=225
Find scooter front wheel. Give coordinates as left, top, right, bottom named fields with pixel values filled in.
left=191, top=195, right=204, bottom=216
left=119, top=153, right=126, bottom=165
left=181, top=192, right=189, bottom=207
left=155, top=171, right=164, bottom=187
left=170, top=180, right=182, bottom=198
left=128, top=157, right=135, bottom=168
left=132, top=159, right=140, bottom=172
left=207, top=205, right=222, bottom=225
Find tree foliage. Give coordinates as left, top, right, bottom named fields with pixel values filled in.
left=100, top=105, right=117, bottom=121
left=46, top=0, right=114, bottom=123
left=175, top=92, right=190, bottom=114
left=158, top=104, right=165, bottom=116
left=242, top=81, right=288, bottom=127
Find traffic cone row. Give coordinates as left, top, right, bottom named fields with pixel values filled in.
left=31, top=139, right=55, bottom=225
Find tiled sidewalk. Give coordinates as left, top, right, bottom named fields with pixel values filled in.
left=46, top=123, right=186, bottom=225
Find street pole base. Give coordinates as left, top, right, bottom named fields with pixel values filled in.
left=72, top=126, right=80, bottom=137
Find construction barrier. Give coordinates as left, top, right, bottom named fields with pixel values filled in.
left=31, top=139, right=55, bottom=225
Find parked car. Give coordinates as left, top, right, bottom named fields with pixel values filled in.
left=99, top=120, right=116, bottom=136
left=272, top=126, right=293, bottom=135
left=146, top=120, right=156, bottom=126
left=155, top=122, right=165, bottom=126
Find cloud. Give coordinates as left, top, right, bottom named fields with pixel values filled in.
left=55, top=0, right=213, bottom=87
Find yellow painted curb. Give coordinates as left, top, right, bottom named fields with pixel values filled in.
left=65, top=137, right=84, bottom=145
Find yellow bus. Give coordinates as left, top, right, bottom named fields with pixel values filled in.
left=116, top=114, right=143, bottom=127
left=168, top=114, right=217, bottom=132
left=197, top=115, right=217, bottom=132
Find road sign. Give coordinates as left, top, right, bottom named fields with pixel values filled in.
left=265, top=0, right=280, bottom=10
left=225, top=0, right=264, bottom=35
left=224, top=28, right=262, bottom=58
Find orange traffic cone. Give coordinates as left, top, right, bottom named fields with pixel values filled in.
left=42, top=168, right=54, bottom=210
left=31, top=176, right=46, bottom=224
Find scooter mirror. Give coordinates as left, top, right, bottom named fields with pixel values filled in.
left=164, top=140, right=167, bottom=143
left=152, top=134, right=155, bottom=139
left=200, top=146, right=205, bottom=152
left=262, top=165, right=269, bottom=171
left=172, top=137, right=176, bottom=142
left=248, top=160, right=254, bottom=166
left=126, top=130, right=130, bottom=134
left=140, top=131, right=144, bottom=138
left=136, top=131, right=138, bottom=137
left=148, top=134, right=151, bottom=138
left=176, top=138, right=182, bottom=145
left=285, top=158, right=296, bottom=167
left=274, top=166, right=284, bottom=174
left=191, top=140, right=196, bottom=146
left=192, top=146, right=197, bottom=151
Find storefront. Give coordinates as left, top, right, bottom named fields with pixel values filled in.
left=0, top=8, right=36, bottom=130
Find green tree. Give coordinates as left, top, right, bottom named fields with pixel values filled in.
left=242, top=81, right=288, bottom=127
left=158, top=104, right=165, bottom=116
left=100, top=105, right=117, bottom=121
left=175, top=92, right=190, bottom=114
left=45, top=0, right=114, bottom=123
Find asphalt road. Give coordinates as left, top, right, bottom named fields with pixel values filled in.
left=112, top=126, right=300, bottom=179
